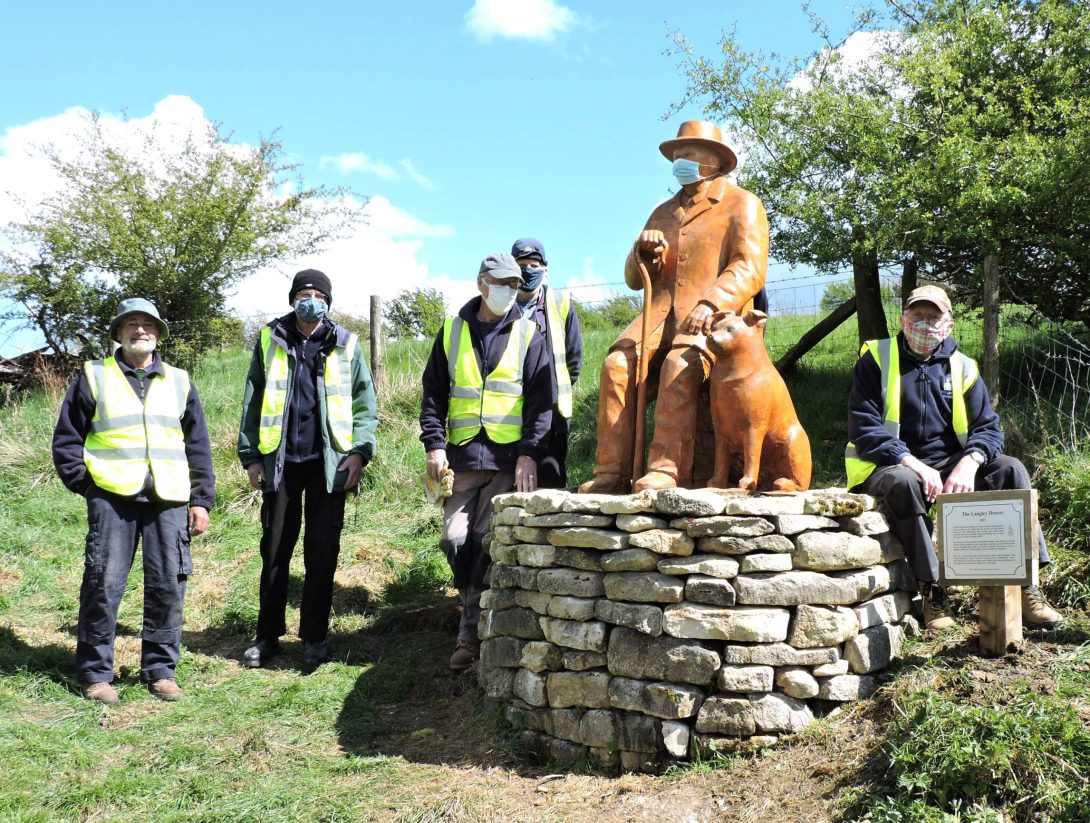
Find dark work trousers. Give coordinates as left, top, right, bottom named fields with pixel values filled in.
left=256, top=459, right=346, bottom=644
left=857, top=454, right=1049, bottom=584
left=441, top=469, right=515, bottom=642
left=76, top=489, right=191, bottom=685
left=537, top=409, right=570, bottom=489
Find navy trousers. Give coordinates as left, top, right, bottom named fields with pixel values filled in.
left=857, top=454, right=1049, bottom=583
left=76, top=489, right=191, bottom=685
left=255, top=460, right=345, bottom=644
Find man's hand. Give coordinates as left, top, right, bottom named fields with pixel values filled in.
left=635, top=230, right=669, bottom=263
left=426, top=449, right=449, bottom=481
left=188, top=506, right=210, bottom=536
left=942, top=455, right=979, bottom=495
left=245, top=462, right=264, bottom=490
left=682, top=303, right=717, bottom=335
left=342, top=452, right=365, bottom=490
left=901, top=454, right=943, bottom=503
left=516, top=455, right=538, bottom=493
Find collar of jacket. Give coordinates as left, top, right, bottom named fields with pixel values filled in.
left=113, top=348, right=165, bottom=378
left=459, top=295, right=524, bottom=333
left=269, top=314, right=348, bottom=352
left=678, top=174, right=730, bottom=207
left=896, top=330, right=958, bottom=364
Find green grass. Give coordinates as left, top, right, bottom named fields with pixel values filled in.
left=0, top=316, right=1088, bottom=821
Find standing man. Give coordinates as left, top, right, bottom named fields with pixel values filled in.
left=510, top=237, right=582, bottom=488
left=52, top=298, right=214, bottom=704
left=238, top=269, right=377, bottom=671
left=420, top=253, right=553, bottom=671
left=579, top=120, right=769, bottom=494
left=845, top=285, right=1064, bottom=631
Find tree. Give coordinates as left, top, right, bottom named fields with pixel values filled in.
left=576, top=294, right=642, bottom=332
left=820, top=279, right=898, bottom=314
left=384, top=287, right=447, bottom=339
left=0, top=111, right=363, bottom=357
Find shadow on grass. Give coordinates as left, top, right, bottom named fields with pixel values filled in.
left=0, top=624, right=78, bottom=691
left=332, top=578, right=546, bottom=774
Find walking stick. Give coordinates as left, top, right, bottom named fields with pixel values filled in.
left=631, top=249, right=660, bottom=484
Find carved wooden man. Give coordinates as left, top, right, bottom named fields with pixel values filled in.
left=580, top=120, right=770, bottom=493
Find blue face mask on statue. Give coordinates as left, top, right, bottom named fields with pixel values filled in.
left=520, top=266, right=546, bottom=292
left=295, top=297, right=328, bottom=323
left=672, top=157, right=705, bottom=186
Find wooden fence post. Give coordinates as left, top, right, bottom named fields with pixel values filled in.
left=370, top=295, right=384, bottom=393
left=982, top=253, right=1000, bottom=404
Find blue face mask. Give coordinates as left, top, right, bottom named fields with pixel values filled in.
left=672, top=157, right=704, bottom=186
left=520, top=266, right=546, bottom=292
left=295, top=297, right=327, bottom=323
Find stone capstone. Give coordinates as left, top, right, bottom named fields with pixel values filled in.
left=653, top=488, right=728, bottom=517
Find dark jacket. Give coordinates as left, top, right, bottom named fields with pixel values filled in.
left=847, top=333, right=1005, bottom=470
left=52, top=351, right=216, bottom=509
left=238, top=313, right=378, bottom=493
left=420, top=296, right=553, bottom=471
left=519, top=284, right=583, bottom=403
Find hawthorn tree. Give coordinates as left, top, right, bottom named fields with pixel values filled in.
left=384, top=287, right=447, bottom=339
left=0, top=111, right=363, bottom=357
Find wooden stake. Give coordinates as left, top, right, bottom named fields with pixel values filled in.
left=979, top=585, right=1022, bottom=656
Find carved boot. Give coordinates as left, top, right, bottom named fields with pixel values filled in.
left=634, top=470, right=677, bottom=492
left=578, top=474, right=630, bottom=494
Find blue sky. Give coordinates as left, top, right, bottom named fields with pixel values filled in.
left=0, top=0, right=859, bottom=355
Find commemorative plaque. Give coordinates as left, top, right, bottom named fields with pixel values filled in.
left=937, top=489, right=1037, bottom=587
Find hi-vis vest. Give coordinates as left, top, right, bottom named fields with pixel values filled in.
left=444, top=315, right=536, bottom=445
left=543, top=288, right=574, bottom=418
left=844, top=338, right=978, bottom=489
left=256, top=326, right=358, bottom=455
left=82, top=357, right=191, bottom=502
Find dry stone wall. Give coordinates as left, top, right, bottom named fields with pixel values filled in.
left=478, top=486, right=918, bottom=773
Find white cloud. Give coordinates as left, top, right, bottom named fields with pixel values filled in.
left=399, top=158, right=435, bottom=190
left=228, top=194, right=460, bottom=321
left=464, top=0, right=578, bottom=42
left=319, top=151, right=436, bottom=189
left=0, top=96, right=460, bottom=351
left=559, top=256, right=630, bottom=310
left=319, top=152, right=398, bottom=180
left=789, top=30, right=903, bottom=93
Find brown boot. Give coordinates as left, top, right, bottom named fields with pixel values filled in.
left=634, top=470, right=677, bottom=492
left=919, top=582, right=956, bottom=631
left=448, top=639, right=479, bottom=672
left=1021, top=585, right=1064, bottom=629
left=80, top=681, right=119, bottom=705
left=578, top=473, right=629, bottom=494
left=148, top=679, right=183, bottom=701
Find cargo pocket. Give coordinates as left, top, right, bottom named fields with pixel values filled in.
left=83, top=531, right=104, bottom=572
left=178, top=531, right=193, bottom=576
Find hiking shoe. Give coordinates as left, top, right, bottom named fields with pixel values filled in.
left=80, top=681, right=119, bottom=705
left=920, top=582, right=956, bottom=631
left=242, top=638, right=281, bottom=668
left=148, top=679, right=183, bottom=701
left=449, top=639, right=479, bottom=672
left=302, top=640, right=331, bottom=671
left=1022, top=585, right=1064, bottom=629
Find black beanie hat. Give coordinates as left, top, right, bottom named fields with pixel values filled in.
left=289, top=269, right=333, bottom=306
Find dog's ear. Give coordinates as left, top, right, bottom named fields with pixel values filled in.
left=744, top=309, right=768, bottom=328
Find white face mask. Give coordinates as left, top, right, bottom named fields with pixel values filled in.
left=483, top=283, right=517, bottom=315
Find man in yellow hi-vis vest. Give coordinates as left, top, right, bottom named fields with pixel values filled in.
left=510, top=237, right=582, bottom=488
left=52, top=298, right=215, bottom=704
left=420, top=253, right=553, bottom=671
left=846, top=285, right=1063, bottom=631
left=238, top=270, right=378, bottom=671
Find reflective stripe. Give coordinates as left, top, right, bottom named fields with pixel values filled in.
left=257, top=327, right=358, bottom=455
left=844, top=338, right=976, bottom=488
left=82, top=356, right=191, bottom=501
left=545, top=288, right=573, bottom=418
left=443, top=315, right=535, bottom=445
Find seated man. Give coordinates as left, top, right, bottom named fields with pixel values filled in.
left=845, top=285, right=1063, bottom=631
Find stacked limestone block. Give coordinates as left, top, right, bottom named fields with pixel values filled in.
left=478, top=487, right=918, bottom=773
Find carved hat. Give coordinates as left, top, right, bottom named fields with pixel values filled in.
left=904, top=285, right=952, bottom=315
left=108, top=297, right=168, bottom=342
left=659, top=120, right=738, bottom=174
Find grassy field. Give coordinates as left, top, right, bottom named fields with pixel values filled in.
left=0, top=314, right=1088, bottom=822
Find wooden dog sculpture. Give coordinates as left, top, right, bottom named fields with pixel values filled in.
left=705, top=310, right=812, bottom=491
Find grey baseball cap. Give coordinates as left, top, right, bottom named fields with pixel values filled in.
left=108, top=297, right=169, bottom=342
left=478, top=252, right=525, bottom=283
